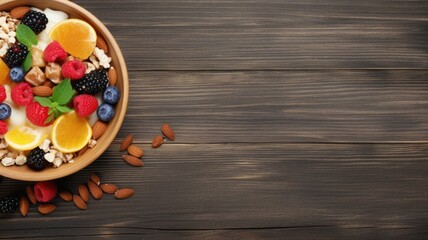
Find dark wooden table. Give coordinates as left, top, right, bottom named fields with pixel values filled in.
left=1, top=0, right=428, bottom=239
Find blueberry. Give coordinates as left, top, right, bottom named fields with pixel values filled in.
left=0, top=103, right=11, bottom=120
left=103, top=86, right=120, bottom=105
left=97, top=103, right=115, bottom=122
left=9, top=67, right=25, bottom=82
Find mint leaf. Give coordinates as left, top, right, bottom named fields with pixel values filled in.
left=16, top=24, right=38, bottom=48
left=52, top=79, right=75, bottom=105
left=22, top=52, right=32, bottom=72
left=45, top=114, right=55, bottom=125
left=35, top=96, right=52, bottom=107
left=56, top=105, right=72, bottom=113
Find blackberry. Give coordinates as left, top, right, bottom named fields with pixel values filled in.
left=0, top=196, right=19, bottom=214
left=72, top=69, right=109, bottom=94
left=21, top=10, right=48, bottom=34
left=27, top=147, right=47, bottom=171
left=4, top=42, right=28, bottom=68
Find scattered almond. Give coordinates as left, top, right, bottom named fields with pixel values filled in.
left=58, top=191, right=73, bottom=202
left=38, top=204, right=56, bottom=215
left=108, top=67, right=117, bottom=86
left=78, top=184, right=90, bottom=202
left=90, top=173, right=101, bottom=185
left=32, top=86, right=53, bottom=97
left=10, top=6, right=30, bottom=19
left=122, top=154, right=144, bottom=167
left=92, top=120, right=107, bottom=140
left=78, top=145, right=88, bottom=156
left=161, top=123, right=175, bottom=141
left=26, top=186, right=36, bottom=204
left=115, top=188, right=135, bottom=200
left=127, top=145, right=144, bottom=158
left=73, top=195, right=87, bottom=210
left=151, top=135, right=165, bottom=148
left=96, top=35, right=109, bottom=53
left=87, top=181, right=103, bottom=200
left=100, top=184, right=118, bottom=194
left=120, top=134, right=133, bottom=151
left=19, top=196, right=29, bottom=217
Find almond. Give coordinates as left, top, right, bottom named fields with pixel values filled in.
left=108, top=67, right=117, bottom=86
left=10, top=6, right=30, bottom=19
left=78, top=184, right=90, bottom=202
left=123, top=154, right=144, bottom=167
left=127, top=145, right=144, bottom=158
left=152, top=135, right=165, bottom=148
left=32, top=86, right=53, bottom=97
left=58, top=191, right=73, bottom=202
left=26, top=186, right=36, bottom=204
left=161, top=123, right=175, bottom=141
left=73, top=195, right=87, bottom=210
left=90, top=173, right=101, bottom=185
left=87, top=180, right=103, bottom=200
left=43, top=80, right=55, bottom=88
left=38, top=204, right=56, bottom=215
left=100, top=184, right=118, bottom=194
left=92, top=120, right=107, bottom=140
left=120, top=134, right=133, bottom=151
left=78, top=145, right=88, bottom=156
left=19, top=196, right=29, bottom=217
left=96, top=35, right=109, bottom=53
left=114, top=188, right=135, bottom=199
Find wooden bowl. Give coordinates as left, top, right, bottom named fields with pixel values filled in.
left=0, top=0, right=129, bottom=181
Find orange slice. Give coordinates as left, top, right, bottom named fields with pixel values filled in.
left=0, top=59, right=11, bottom=85
left=51, top=111, right=92, bottom=153
left=48, top=19, right=97, bottom=59
left=5, top=126, right=47, bottom=151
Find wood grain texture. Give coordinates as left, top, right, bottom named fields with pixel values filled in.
left=121, top=70, right=428, bottom=143
left=72, top=0, right=428, bottom=70
left=1, top=143, right=428, bottom=239
left=1, top=0, right=428, bottom=239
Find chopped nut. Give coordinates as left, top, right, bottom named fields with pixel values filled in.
left=53, top=158, right=62, bottom=168
left=84, top=61, right=96, bottom=74
left=89, top=55, right=100, bottom=69
left=65, top=154, right=73, bottom=161
left=7, top=152, right=18, bottom=159
left=39, top=139, right=51, bottom=152
left=0, top=150, right=7, bottom=159
left=0, top=139, right=7, bottom=149
left=1, top=157, right=14, bottom=167
left=44, top=152, right=56, bottom=163
left=88, top=139, right=97, bottom=148
left=31, top=47, right=45, bottom=67
left=45, top=62, right=62, bottom=84
left=15, top=155, right=27, bottom=166
left=25, top=66, right=46, bottom=86
left=92, top=47, right=111, bottom=68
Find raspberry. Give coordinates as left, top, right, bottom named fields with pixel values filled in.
left=4, top=42, right=28, bottom=68
left=11, top=82, right=33, bottom=106
left=0, top=120, right=7, bottom=135
left=26, top=102, right=52, bottom=127
left=34, top=181, right=57, bottom=203
left=62, top=60, right=86, bottom=80
left=0, top=85, right=6, bottom=103
left=21, top=10, right=48, bottom=34
left=73, top=94, right=99, bottom=117
left=43, top=41, right=67, bottom=62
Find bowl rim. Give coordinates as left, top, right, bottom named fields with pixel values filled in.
left=0, top=0, right=129, bottom=181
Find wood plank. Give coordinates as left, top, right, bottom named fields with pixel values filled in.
left=72, top=0, right=428, bottom=70
left=119, top=70, right=428, bottom=143
left=1, top=143, right=428, bottom=239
